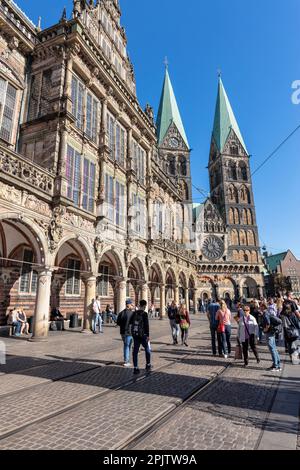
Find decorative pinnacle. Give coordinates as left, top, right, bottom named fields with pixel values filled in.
left=60, top=7, right=67, bottom=22
left=164, top=56, right=169, bottom=70
left=217, top=68, right=222, bottom=78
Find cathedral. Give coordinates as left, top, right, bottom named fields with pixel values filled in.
left=0, top=0, right=264, bottom=340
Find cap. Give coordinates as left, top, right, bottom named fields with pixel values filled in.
left=126, top=299, right=133, bottom=305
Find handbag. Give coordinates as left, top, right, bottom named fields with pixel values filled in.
left=284, top=316, right=299, bottom=342
left=180, top=319, right=189, bottom=330
left=234, top=343, right=243, bottom=360
left=217, top=323, right=225, bottom=333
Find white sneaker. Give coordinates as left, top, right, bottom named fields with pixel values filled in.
left=223, top=354, right=228, bottom=359
left=123, top=362, right=131, bottom=367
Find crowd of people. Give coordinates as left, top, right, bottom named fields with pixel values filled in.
left=6, top=289, right=300, bottom=375
left=206, top=292, right=300, bottom=370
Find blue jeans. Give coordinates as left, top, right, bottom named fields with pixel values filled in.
left=122, top=335, right=133, bottom=363
left=217, top=331, right=228, bottom=355
left=210, top=326, right=221, bottom=355
left=169, top=319, right=179, bottom=342
left=133, top=336, right=151, bottom=369
left=266, top=334, right=281, bottom=368
left=92, top=313, right=103, bottom=333
left=12, top=321, right=21, bottom=335
left=225, top=324, right=231, bottom=354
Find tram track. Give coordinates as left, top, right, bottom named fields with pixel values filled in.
left=118, top=360, right=232, bottom=450
left=0, top=327, right=214, bottom=442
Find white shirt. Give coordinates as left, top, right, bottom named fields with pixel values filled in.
left=93, top=300, right=101, bottom=314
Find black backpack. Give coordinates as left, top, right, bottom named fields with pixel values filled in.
left=132, top=311, right=145, bottom=338
left=269, top=315, right=282, bottom=334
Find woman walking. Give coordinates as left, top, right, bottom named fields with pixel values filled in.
left=280, top=304, right=300, bottom=364
left=216, top=300, right=232, bottom=358
left=237, top=305, right=260, bottom=367
left=178, top=304, right=190, bottom=347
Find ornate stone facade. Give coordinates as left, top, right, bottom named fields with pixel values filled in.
left=0, top=0, right=264, bottom=339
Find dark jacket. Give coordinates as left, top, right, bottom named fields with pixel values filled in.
left=129, top=309, right=149, bottom=338
left=167, top=306, right=178, bottom=321
left=117, top=308, right=134, bottom=336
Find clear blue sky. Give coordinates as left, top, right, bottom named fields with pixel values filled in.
left=17, top=0, right=300, bottom=257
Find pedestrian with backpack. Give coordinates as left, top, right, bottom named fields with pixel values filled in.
left=280, top=304, right=300, bottom=364
left=167, top=300, right=179, bottom=345
left=262, top=305, right=282, bottom=371
left=130, top=300, right=151, bottom=375
left=117, top=299, right=134, bottom=367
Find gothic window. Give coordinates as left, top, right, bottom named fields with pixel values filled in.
left=169, top=155, right=176, bottom=176
left=245, top=250, right=251, bottom=263
left=19, top=249, right=38, bottom=294
left=82, top=158, right=96, bottom=212
left=228, top=162, right=237, bottom=180
left=247, top=230, right=255, bottom=246
left=231, top=229, right=239, bottom=245
left=247, top=209, right=253, bottom=225
left=252, top=251, right=258, bottom=263
left=66, top=145, right=96, bottom=212
left=133, top=194, right=146, bottom=236
left=242, top=209, right=247, bottom=225
left=229, top=208, right=234, bottom=224
left=228, top=185, right=238, bottom=203
left=230, top=144, right=239, bottom=156
left=0, top=78, right=17, bottom=143
left=179, top=157, right=187, bottom=176
left=116, top=181, right=125, bottom=228
left=132, top=140, right=146, bottom=184
left=240, top=162, right=248, bottom=181
left=97, top=265, right=109, bottom=297
left=239, top=230, right=247, bottom=245
left=105, top=173, right=114, bottom=222
left=244, top=252, right=249, bottom=262
left=66, top=258, right=81, bottom=295
left=233, top=250, right=239, bottom=261
left=234, top=208, right=240, bottom=224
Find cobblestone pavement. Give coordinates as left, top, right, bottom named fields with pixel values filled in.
left=0, top=316, right=298, bottom=450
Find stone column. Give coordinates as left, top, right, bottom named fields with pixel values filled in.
left=30, top=269, right=53, bottom=342
left=82, top=276, right=97, bottom=333
left=174, top=285, right=179, bottom=306
left=185, top=287, right=190, bottom=310
left=141, top=282, right=148, bottom=306
left=193, top=288, right=197, bottom=314
left=117, top=279, right=127, bottom=314
left=160, top=283, right=166, bottom=319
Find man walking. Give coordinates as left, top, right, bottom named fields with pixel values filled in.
left=130, top=300, right=151, bottom=375
left=92, top=295, right=103, bottom=334
left=207, top=298, right=221, bottom=356
left=167, top=300, right=179, bottom=345
left=263, top=307, right=282, bottom=371
left=117, top=299, right=134, bottom=367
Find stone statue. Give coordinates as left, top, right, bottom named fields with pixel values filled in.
left=145, top=103, right=154, bottom=123
left=94, top=236, right=104, bottom=261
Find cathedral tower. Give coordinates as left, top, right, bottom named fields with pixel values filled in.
left=156, top=68, right=192, bottom=203
left=209, top=77, right=261, bottom=266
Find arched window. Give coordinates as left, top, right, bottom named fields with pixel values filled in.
left=247, top=230, right=255, bottom=246
left=247, top=209, right=253, bottom=225
left=229, top=208, right=234, bottom=224
left=234, top=208, right=240, bottom=224
left=169, top=155, right=176, bottom=176
left=231, top=229, right=239, bottom=245
left=240, top=162, right=248, bottom=181
left=230, top=144, right=239, bottom=156
left=242, top=209, right=247, bottom=225
left=229, top=162, right=237, bottom=180
left=239, top=230, right=247, bottom=245
left=180, top=157, right=187, bottom=176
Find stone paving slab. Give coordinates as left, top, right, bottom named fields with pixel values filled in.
left=0, top=352, right=224, bottom=449
left=133, top=356, right=281, bottom=450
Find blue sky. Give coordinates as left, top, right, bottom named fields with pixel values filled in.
left=16, top=0, right=300, bottom=257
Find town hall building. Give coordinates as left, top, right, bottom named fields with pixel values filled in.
left=0, top=0, right=264, bottom=340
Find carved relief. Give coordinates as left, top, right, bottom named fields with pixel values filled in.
left=48, top=207, right=65, bottom=253
left=0, top=182, right=22, bottom=204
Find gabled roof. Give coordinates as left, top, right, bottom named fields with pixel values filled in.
left=212, top=77, right=248, bottom=153
left=265, top=252, right=288, bottom=273
left=156, top=69, right=189, bottom=148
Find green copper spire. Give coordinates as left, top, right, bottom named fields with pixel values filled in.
left=213, top=77, right=248, bottom=153
left=156, top=68, right=189, bottom=148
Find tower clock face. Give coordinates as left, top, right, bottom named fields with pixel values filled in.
left=169, top=137, right=179, bottom=148
left=202, top=236, right=224, bottom=260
